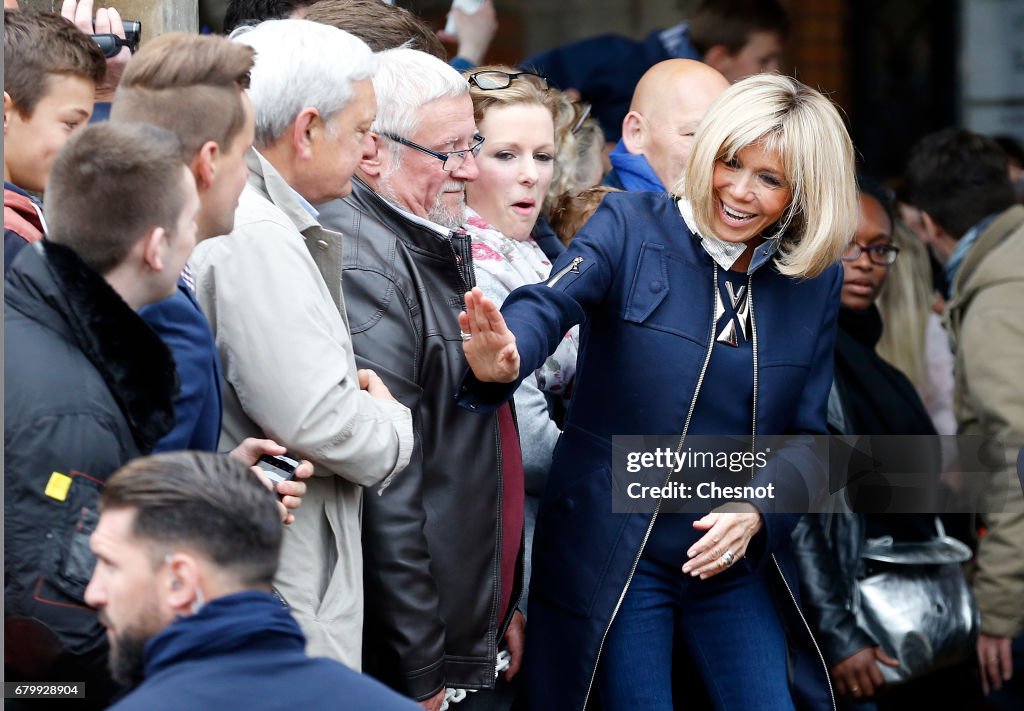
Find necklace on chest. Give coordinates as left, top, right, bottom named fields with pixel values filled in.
left=714, top=276, right=752, bottom=347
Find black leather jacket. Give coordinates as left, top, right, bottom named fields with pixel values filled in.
left=318, top=178, right=521, bottom=700
left=791, top=514, right=878, bottom=667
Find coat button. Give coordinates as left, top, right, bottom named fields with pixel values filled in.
left=561, top=498, right=576, bottom=511
left=317, top=239, right=328, bottom=251
left=650, top=280, right=663, bottom=293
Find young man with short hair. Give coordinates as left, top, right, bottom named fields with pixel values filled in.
left=84, top=451, right=417, bottom=710
left=111, top=33, right=256, bottom=453
left=3, top=8, right=105, bottom=272
left=4, top=121, right=196, bottom=708
left=906, top=128, right=1024, bottom=698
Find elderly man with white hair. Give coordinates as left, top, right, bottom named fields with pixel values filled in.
left=318, top=49, right=525, bottom=711
left=187, top=19, right=414, bottom=670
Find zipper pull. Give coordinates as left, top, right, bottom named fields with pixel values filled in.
left=547, top=256, right=584, bottom=287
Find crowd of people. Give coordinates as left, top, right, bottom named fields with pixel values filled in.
left=3, top=1, right=1023, bottom=710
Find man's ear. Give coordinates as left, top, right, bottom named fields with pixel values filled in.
left=702, top=45, right=732, bottom=75
left=621, top=111, right=646, bottom=155
left=140, top=226, right=169, bottom=273
left=290, top=107, right=321, bottom=161
left=920, top=211, right=943, bottom=242
left=4, top=91, right=15, bottom=133
left=192, top=140, right=221, bottom=191
left=164, top=553, right=202, bottom=614
left=919, top=210, right=959, bottom=263
left=359, top=133, right=386, bottom=178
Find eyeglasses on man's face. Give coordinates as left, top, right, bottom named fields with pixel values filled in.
left=468, top=70, right=549, bottom=91
left=381, top=133, right=485, bottom=172
left=842, top=241, right=900, bottom=266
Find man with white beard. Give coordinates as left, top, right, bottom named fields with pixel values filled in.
left=318, top=48, right=526, bottom=711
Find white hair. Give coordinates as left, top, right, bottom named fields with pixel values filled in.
left=371, top=48, right=469, bottom=166
left=231, top=19, right=378, bottom=148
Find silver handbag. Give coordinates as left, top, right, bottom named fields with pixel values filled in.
left=852, top=518, right=979, bottom=685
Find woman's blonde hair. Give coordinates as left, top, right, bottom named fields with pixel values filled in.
left=876, top=217, right=933, bottom=393
left=467, top=64, right=558, bottom=125
left=682, top=74, right=857, bottom=278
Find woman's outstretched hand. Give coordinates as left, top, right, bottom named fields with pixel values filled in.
left=460, top=287, right=520, bottom=383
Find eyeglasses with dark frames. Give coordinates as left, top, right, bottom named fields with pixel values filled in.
left=381, top=133, right=485, bottom=172
left=842, top=241, right=900, bottom=266
left=468, top=70, right=549, bottom=91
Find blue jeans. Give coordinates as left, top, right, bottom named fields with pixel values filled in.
left=596, top=554, right=797, bottom=711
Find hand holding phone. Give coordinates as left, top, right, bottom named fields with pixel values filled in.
left=257, top=453, right=300, bottom=486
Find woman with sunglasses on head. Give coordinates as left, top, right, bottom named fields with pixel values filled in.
left=461, top=66, right=580, bottom=612
left=457, top=74, right=858, bottom=710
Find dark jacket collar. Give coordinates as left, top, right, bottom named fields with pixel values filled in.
left=346, top=176, right=463, bottom=259
left=837, top=303, right=883, bottom=348
left=5, top=241, right=177, bottom=451
left=143, top=592, right=304, bottom=678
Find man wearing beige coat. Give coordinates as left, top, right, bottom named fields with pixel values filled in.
left=906, top=128, right=1024, bottom=700
left=188, top=19, right=413, bottom=669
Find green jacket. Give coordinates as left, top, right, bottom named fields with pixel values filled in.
left=945, top=204, right=1024, bottom=638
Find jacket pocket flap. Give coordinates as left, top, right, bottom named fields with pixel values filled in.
left=624, top=242, right=669, bottom=323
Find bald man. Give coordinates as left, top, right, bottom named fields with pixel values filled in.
left=605, top=59, right=729, bottom=193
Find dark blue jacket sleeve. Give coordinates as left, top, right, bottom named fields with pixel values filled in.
left=140, top=287, right=222, bottom=452
left=458, top=197, right=629, bottom=411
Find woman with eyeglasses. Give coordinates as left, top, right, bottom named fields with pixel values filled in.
left=461, top=66, right=580, bottom=617
left=791, top=191, right=979, bottom=711
left=456, top=74, right=858, bottom=710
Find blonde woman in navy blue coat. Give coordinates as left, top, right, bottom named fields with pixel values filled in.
left=458, top=74, right=858, bottom=711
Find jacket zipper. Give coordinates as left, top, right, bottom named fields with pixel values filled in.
left=580, top=262, right=720, bottom=710
left=748, top=281, right=837, bottom=711
left=547, top=256, right=583, bottom=288
left=448, top=231, right=474, bottom=292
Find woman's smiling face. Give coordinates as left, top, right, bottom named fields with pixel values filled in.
left=710, top=141, right=793, bottom=245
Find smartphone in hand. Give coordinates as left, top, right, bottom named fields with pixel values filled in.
left=257, top=454, right=300, bottom=486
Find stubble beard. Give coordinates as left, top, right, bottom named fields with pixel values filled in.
left=377, top=170, right=465, bottom=230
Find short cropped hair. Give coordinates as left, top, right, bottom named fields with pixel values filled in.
left=683, top=74, right=857, bottom=279
left=232, top=19, right=377, bottom=148
left=305, top=0, right=446, bottom=58
left=223, top=0, right=316, bottom=33
left=112, top=34, right=254, bottom=160
left=45, top=123, right=188, bottom=275
left=904, top=128, right=1015, bottom=240
left=102, top=452, right=282, bottom=588
left=689, top=0, right=789, bottom=57
left=372, top=48, right=468, bottom=165
left=3, top=9, right=106, bottom=117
